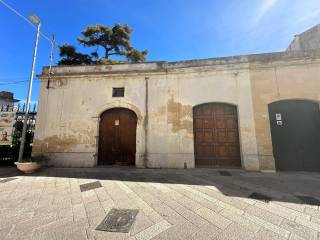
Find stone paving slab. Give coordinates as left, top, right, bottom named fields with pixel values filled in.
left=0, top=167, right=320, bottom=239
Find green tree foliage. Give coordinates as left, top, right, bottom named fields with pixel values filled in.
left=126, top=49, right=148, bottom=63
left=58, top=24, right=148, bottom=65
left=12, top=120, right=23, bottom=146
left=58, top=44, right=95, bottom=65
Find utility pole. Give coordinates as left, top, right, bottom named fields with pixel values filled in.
left=47, top=34, right=55, bottom=89
left=17, top=15, right=41, bottom=163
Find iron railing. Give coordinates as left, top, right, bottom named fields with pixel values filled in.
left=0, top=103, right=37, bottom=165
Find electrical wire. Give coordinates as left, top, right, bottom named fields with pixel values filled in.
left=0, top=79, right=43, bottom=86
left=0, top=0, right=58, bottom=46
left=0, top=0, right=58, bottom=88
left=0, top=80, right=28, bottom=85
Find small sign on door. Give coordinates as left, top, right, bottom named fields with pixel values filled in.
left=277, top=121, right=283, bottom=126
left=115, top=120, right=119, bottom=126
left=276, top=113, right=282, bottom=121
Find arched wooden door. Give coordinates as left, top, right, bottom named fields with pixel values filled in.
left=193, top=103, right=241, bottom=168
left=269, top=100, right=320, bottom=171
left=98, top=108, right=137, bottom=166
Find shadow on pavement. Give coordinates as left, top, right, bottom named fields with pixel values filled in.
left=1, top=166, right=320, bottom=206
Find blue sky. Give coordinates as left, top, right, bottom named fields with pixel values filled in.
left=0, top=0, right=319, bottom=103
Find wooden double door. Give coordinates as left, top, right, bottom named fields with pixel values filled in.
left=98, top=108, right=137, bottom=166
left=193, top=103, right=241, bottom=168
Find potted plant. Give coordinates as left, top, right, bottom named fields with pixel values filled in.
left=15, top=155, right=47, bottom=174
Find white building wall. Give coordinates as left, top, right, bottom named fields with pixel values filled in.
left=33, top=60, right=260, bottom=170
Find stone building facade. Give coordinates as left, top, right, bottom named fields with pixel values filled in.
left=33, top=50, right=320, bottom=171
left=34, top=27, right=320, bottom=172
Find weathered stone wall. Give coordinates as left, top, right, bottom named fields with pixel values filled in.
left=249, top=54, right=320, bottom=171
left=33, top=51, right=320, bottom=171
left=33, top=73, right=148, bottom=167
left=287, top=24, right=320, bottom=52
left=161, top=63, right=259, bottom=170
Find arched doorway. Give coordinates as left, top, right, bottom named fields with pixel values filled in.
left=193, top=103, right=241, bottom=168
left=98, top=108, right=137, bottom=166
left=269, top=100, right=320, bottom=171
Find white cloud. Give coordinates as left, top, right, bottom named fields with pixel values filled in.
left=296, top=8, right=320, bottom=23
left=252, top=0, right=280, bottom=26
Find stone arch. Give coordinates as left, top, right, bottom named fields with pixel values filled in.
left=267, top=98, right=320, bottom=105
left=94, top=101, right=143, bottom=124
left=193, top=101, right=238, bottom=108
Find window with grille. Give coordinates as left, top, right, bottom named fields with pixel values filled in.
left=112, top=88, right=124, bottom=97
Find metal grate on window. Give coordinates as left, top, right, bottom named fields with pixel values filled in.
left=112, top=88, right=124, bottom=97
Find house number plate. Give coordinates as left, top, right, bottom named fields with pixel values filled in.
left=276, top=113, right=282, bottom=121
left=115, top=120, right=119, bottom=126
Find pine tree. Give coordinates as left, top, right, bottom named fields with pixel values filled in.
left=58, top=24, right=148, bottom=65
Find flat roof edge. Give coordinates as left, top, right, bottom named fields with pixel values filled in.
left=40, top=49, right=320, bottom=76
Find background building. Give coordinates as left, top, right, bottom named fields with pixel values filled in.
left=287, top=24, right=320, bottom=52
left=0, top=91, right=19, bottom=110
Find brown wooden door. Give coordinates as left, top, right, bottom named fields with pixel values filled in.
left=98, top=108, right=137, bottom=166
left=193, top=103, right=241, bottom=168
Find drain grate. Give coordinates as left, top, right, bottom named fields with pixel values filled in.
left=0, top=178, right=18, bottom=183
left=295, top=195, right=320, bottom=206
left=249, top=192, right=272, bottom=202
left=80, top=181, right=102, bottom=192
left=218, top=171, right=232, bottom=176
left=96, top=208, right=139, bottom=233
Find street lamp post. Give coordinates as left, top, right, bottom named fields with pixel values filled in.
left=17, top=15, right=41, bottom=163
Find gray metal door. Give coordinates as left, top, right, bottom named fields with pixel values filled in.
left=268, top=100, right=320, bottom=171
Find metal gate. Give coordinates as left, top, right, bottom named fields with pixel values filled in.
left=268, top=100, right=320, bottom=171
left=0, top=104, right=37, bottom=165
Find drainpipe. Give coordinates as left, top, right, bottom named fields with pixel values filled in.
left=144, top=77, right=149, bottom=167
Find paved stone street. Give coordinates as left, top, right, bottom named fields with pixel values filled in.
left=0, top=167, right=320, bottom=240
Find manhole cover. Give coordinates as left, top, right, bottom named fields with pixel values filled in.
left=80, top=181, right=102, bottom=192
left=96, top=208, right=139, bottom=233
left=218, top=171, right=232, bottom=176
left=0, top=177, right=17, bottom=183
left=295, top=195, right=320, bottom=206
left=249, top=192, right=272, bottom=202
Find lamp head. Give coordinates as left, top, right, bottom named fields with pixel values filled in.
left=29, top=15, right=40, bottom=25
